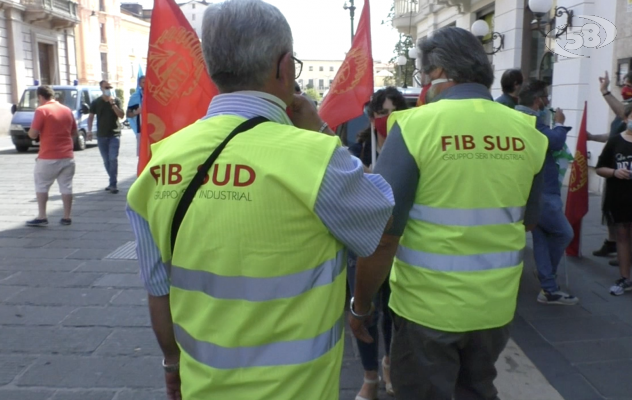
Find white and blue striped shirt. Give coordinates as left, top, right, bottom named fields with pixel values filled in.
left=127, top=91, right=394, bottom=296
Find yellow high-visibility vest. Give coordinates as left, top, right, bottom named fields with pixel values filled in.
left=128, top=115, right=346, bottom=400
left=388, top=98, right=548, bottom=332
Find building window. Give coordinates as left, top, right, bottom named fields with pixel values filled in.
left=192, top=3, right=195, bottom=8
left=318, top=79, right=324, bottom=89
left=329, top=79, right=333, bottom=87
left=99, top=0, right=105, bottom=11
left=617, top=58, right=631, bottom=86
left=307, top=79, right=314, bottom=89
left=100, top=23, right=106, bottom=44
left=192, top=13, right=195, bottom=20
left=330, top=66, right=334, bottom=72
left=100, top=52, right=108, bottom=81
left=319, top=66, right=323, bottom=72
left=298, top=79, right=303, bottom=87
left=309, top=66, right=313, bottom=71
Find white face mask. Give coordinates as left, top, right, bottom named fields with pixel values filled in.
left=426, top=78, right=453, bottom=103
left=430, top=78, right=452, bottom=85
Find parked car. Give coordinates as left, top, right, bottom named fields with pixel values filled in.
left=335, top=86, right=421, bottom=146
left=9, top=84, right=104, bottom=153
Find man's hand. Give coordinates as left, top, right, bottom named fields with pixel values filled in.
left=554, top=108, right=565, bottom=125
left=164, top=371, right=182, bottom=400
left=600, top=71, right=610, bottom=95
left=348, top=313, right=374, bottom=344
left=614, top=169, right=631, bottom=180
left=289, top=94, right=333, bottom=135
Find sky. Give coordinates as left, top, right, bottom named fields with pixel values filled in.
left=136, top=0, right=401, bottom=63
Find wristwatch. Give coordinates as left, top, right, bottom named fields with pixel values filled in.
left=162, top=359, right=180, bottom=373
left=349, top=297, right=375, bottom=319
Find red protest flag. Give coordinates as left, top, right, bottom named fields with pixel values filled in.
left=138, top=0, right=219, bottom=175
left=319, top=0, right=373, bottom=130
left=565, top=101, right=589, bottom=257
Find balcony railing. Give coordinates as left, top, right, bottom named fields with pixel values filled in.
left=394, top=0, right=419, bottom=18
left=21, top=0, right=79, bottom=27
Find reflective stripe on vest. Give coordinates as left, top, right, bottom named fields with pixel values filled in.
left=409, top=204, right=525, bottom=226
left=396, top=244, right=524, bottom=272
left=174, top=315, right=344, bottom=369
left=170, top=250, right=345, bottom=301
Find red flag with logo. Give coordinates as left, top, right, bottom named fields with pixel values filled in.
left=318, top=0, right=373, bottom=130
left=565, top=102, right=589, bottom=257
left=138, top=0, right=219, bottom=175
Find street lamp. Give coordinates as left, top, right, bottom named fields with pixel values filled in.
left=528, top=0, right=574, bottom=38
left=408, top=47, right=418, bottom=60
left=471, top=19, right=504, bottom=55
left=397, top=55, right=409, bottom=88
left=343, top=0, right=356, bottom=45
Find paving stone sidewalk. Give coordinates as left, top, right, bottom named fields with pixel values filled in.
left=0, top=131, right=630, bottom=400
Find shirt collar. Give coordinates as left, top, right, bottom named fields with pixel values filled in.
left=205, top=91, right=292, bottom=126
left=434, top=83, right=493, bottom=102
left=514, top=105, right=538, bottom=116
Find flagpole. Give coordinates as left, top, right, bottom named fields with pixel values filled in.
left=370, top=124, right=377, bottom=170
left=344, top=0, right=356, bottom=44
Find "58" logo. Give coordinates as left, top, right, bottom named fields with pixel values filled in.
left=547, top=16, right=617, bottom=58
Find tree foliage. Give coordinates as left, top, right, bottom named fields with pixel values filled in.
left=382, top=2, right=416, bottom=87
left=304, top=88, right=321, bottom=102
left=384, top=33, right=416, bottom=87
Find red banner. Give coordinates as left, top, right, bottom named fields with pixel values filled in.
left=318, top=0, right=373, bottom=130
left=565, top=102, right=589, bottom=257
left=138, top=0, right=219, bottom=175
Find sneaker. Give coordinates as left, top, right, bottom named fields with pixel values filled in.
left=609, top=259, right=619, bottom=267
left=60, top=218, right=72, bottom=226
left=593, top=240, right=617, bottom=257
left=26, top=218, right=48, bottom=227
left=609, top=277, right=632, bottom=296
left=537, top=290, right=579, bottom=305
left=110, top=188, right=119, bottom=194
left=105, top=186, right=113, bottom=191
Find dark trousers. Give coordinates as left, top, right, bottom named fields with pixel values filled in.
left=347, top=251, right=393, bottom=371
left=390, top=314, right=510, bottom=400
left=97, top=136, right=120, bottom=188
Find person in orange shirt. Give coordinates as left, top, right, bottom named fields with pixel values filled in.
left=26, top=85, right=78, bottom=227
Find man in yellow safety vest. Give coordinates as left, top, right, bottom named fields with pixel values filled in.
left=126, top=1, right=394, bottom=399
left=349, top=26, right=548, bottom=400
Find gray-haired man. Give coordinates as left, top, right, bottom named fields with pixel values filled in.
left=125, top=1, right=394, bottom=399
left=350, top=27, right=547, bottom=400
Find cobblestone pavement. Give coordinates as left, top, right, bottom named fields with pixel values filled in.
left=0, top=130, right=627, bottom=400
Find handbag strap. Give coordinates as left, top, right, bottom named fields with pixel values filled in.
left=170, top=116, right=269, bottom=254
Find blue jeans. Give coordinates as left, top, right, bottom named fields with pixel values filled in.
left=347, top=251, right=393, bottom=372
left=97, top=136, right=120, bottom=188
left=532, top=193, right=574, bottom=293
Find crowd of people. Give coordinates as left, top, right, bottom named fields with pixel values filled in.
left=24, top=0, right=632, bottom=398
left=25, top=79, right=145, bottom=226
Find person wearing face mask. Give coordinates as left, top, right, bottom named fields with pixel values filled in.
left=515, top=79, right=578, bottom=306
left=350, top=87, right=408, bottom=168
left=596, top=103, right=632, bottom=296
left=349, top=26, right=548, bottom=400
left=88, top=80, right=125, bottom=194
left=347, top=86, right=408, bottom=400
left=589, top=72, right=632, bottom=263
